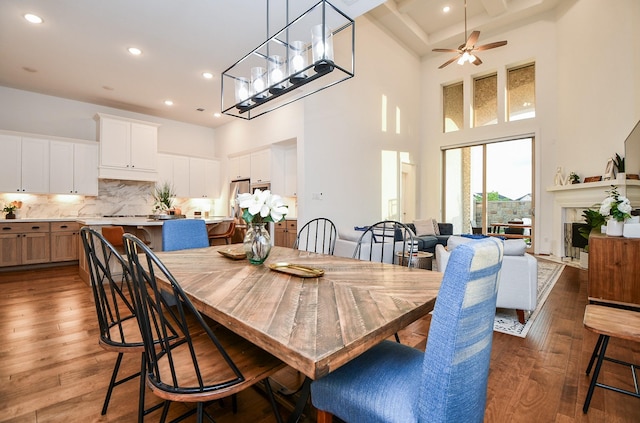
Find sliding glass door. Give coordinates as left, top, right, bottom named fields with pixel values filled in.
left=443, top=137, right=534, bottom=248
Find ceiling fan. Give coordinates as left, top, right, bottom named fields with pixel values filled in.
left=433, top=0, right=507, bottom=69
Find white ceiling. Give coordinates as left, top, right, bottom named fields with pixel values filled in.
left=0, top=0, right=561, bottom=129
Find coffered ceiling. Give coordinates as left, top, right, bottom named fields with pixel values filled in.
left=0, top=0, right=561, bottom=129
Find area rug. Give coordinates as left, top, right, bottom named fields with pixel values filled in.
left=493, top=258, right=565, bottom=338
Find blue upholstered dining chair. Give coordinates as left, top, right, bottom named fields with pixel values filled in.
left=162, top=219, right=209, bottom=251
left=311, top=237, right=504, bottom=423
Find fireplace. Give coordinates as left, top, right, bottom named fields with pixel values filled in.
left=547, top=175, right=640, bottom=257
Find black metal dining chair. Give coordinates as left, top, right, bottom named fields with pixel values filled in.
left=293, top=217, right=337, bottom=254
left=353, top=220, right=416, bottom=268
left=123, top=233, right=285, bottom=423
left=80, top=227, right=165, bottom=422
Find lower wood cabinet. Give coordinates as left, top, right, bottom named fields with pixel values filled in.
left=274, top=220, right=297, bottom=248
left=0, top=222, right=51, bottom=267
left=0, top=221, right=81, bottom=268
left=588, top=233, right=640, bottom=307
left=51, top=221, right=80, bottom=262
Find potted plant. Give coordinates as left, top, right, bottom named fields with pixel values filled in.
left=613, top=153, right=625, bottom=179
left=569, top=172, right=580, bottom=184
left=577, top=208, right=606, bottom=267
left=152, top=182, right=175, bottom=214
left=3, top=201, right=22, bottom=219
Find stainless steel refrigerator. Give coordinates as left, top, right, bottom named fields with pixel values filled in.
left=229, top=179, right=250, bottom=219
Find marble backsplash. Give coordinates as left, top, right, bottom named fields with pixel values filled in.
left=0, top=179, right=223, bottom=219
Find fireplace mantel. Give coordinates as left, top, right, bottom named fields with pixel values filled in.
left=546, top=175, right=640, bottom=256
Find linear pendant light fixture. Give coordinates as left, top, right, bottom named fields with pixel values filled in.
left=221, top=0, right=355, bottom=120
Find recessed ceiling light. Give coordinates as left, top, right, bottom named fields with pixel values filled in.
left=443, top=6, right=451, bottom=13
left=196, top=108, right=205, bottom=112
left=24, top=13, right=43, bottom=24
left=127, top=47, right=142, bottom=56
left=164, top=100, right=174, bottom=106
left=202, top=72, right=213, bottom=79
left=213, top=113, right=221, bottom=118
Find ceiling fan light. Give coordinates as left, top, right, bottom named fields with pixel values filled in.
left=458, top=52, right=469, bottom=65
left=468, top=53, right=476, bottom=64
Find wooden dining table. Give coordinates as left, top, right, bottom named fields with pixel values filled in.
left=150, top=245, right=443, bottom=421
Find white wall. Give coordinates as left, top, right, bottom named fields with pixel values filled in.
left=215, top=15, right=421, bottom=232
left=0, top=86, right=217, bottom=158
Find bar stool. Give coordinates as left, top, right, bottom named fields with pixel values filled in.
left=101, top=226, right=125, bottom=253
left=582, top=304, right=640, bottom=413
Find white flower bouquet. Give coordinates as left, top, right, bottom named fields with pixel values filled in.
left=599, top=186, right=632, bottom=222
left=237, top=189, right=288, bottom=224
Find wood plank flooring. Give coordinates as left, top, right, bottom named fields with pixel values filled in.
left=1, top=263, right=639, bottom=422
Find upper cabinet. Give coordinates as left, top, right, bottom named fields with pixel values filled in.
left=158, top=153, right=221, bottom=199
left=157, top=154, right=190, bottom=197
left=96, top=113, right=160, bottom=181
left=189, top=158, right=221, bottom=198
left=250, top=149, right=272, bottom=183
left=50, top=141, right=99, bottom=196
left=0, top=134, right=49, bottom=194
left=228, top=154, right=251, bottom=181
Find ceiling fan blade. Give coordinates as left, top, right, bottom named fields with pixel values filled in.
left=438, top=55, right=461, bottom=69
left=472, top=56, right=483, bottom=66
left=465, top=31, right=480, bottom=49
left=474, top=40, right=508, bottom=51
left=433, top=48, right=461, bottom=53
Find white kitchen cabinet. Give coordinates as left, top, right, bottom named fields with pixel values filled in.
left=96, top=113, right=160, bottom=181
left=250, top=149, right=271, bottom=183
left=157, top=154, right=190, bottom=197
left=50, top=141, right=98, bottom=195
left=0, top=134, right=49, bottom=194
left=189, top=158, right=220, bottom=198
left=228, top=154, right=251, bottom=181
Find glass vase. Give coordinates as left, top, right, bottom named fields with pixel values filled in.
left=243, top=222, right=272, bottom=265
left=606, top=219, right=624, bottom=237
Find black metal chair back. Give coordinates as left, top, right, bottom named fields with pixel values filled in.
left=123, top=233, right=283, bottom=423
left=352, top=220, right=416, bottom=268
left=80, top=226, right=165, bottom=421
left=294, top=217, right=337, bottom=254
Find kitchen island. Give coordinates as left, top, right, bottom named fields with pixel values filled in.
left=0, top=216, right=232, bottom=282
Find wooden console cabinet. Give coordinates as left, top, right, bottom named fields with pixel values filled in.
left=588, top=233, right=640, bottom=307
left=274, top=220, right=297, bottom=248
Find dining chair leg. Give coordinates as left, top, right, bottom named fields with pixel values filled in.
left=102, top=352, right=124, bottom=414
left=316, top=410, right=333, bottom=423
left=264, top=379, right=283, bottom=423
left=583, top=334, right=609, bottom=413
left=138, top=353, right=146, bottom=423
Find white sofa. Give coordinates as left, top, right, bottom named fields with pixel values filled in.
left=435, top=236, right=538, bottom=323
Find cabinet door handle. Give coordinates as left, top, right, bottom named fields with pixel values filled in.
left=32, top=226, right=40, bottom=230
left=60, top=225, right=68, bottom=229
left=2, top=227, right=12, bottom=231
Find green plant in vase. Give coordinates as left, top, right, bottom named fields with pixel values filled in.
left=152, top=182, right=175, bottom=213
left=578, top=208, right=606, bottom=251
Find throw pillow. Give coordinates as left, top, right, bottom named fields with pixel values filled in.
left=413, top=218, right=439, bottom=236
left=503, top=239, right=527, bottom=256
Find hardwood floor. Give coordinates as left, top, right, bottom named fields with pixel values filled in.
left=1, top=263, right=639, bottom=422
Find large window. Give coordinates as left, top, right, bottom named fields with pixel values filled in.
left=443, top=137, right=534, bottom=248
left=442, top=63, right=536, bottom=133
left=473, top=73, right=497, bottom=127
left=443, top=82, right=463, bottom=132
left=507, top=63, right=536, bottom=121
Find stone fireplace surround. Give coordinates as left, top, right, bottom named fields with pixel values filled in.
left=547, top=175, right=640, bottom=257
